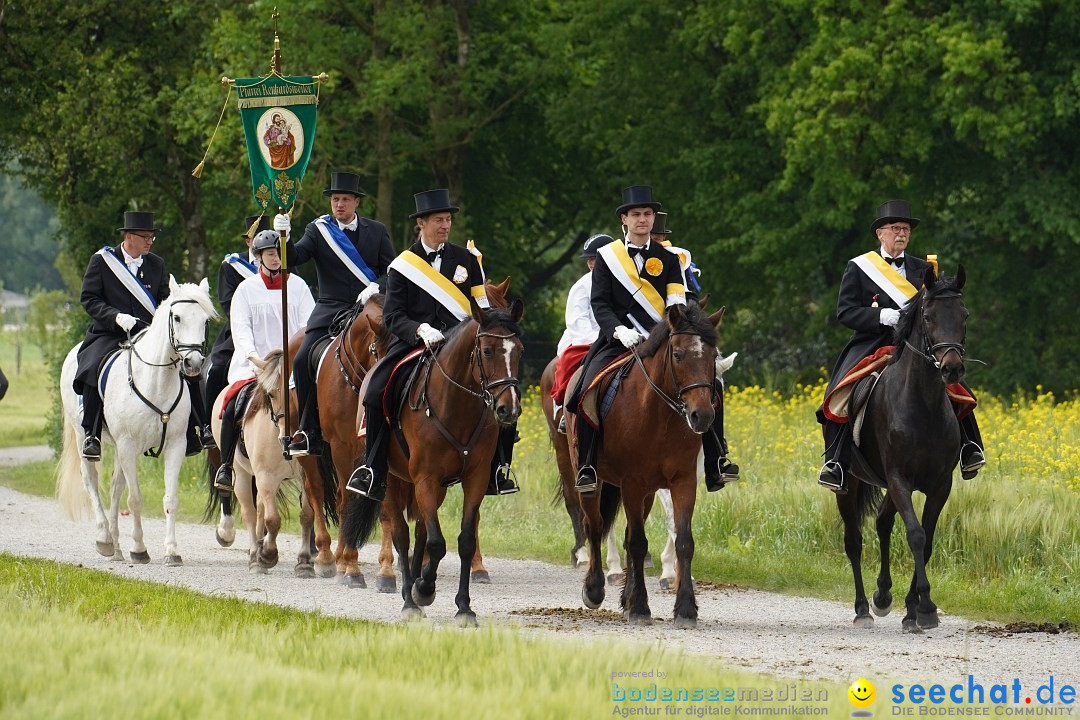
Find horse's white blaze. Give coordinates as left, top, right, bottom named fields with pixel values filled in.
left=501, top=338, right=519, bottom=405
left=687, top=335, right=705, bottom=360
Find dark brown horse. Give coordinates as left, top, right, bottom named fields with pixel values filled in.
left=569, top=302, right=724, bottom=627
left=839, top=266, right=970, bottom=632
left=341, top=298, right=525, bottom=624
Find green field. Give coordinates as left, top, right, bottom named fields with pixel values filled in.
left=0, top=331, right=51, bottom=446
left=0, top=554, right=850, bottom=719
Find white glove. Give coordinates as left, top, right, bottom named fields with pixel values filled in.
left=716, top=351, right=738, bottom=377
left=416, top=323, right=445, bottom=350
left=357, top=284, right=379, bottom=305
left=613, top=325, right=645, bottom=349
left=273, top=213, right=291, bottom=236
left=115, top=313, right=137, bottom=332
left=879, top=308, right=901, bottom=327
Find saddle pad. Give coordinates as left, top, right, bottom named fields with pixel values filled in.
left=96, top=349, right=123, bottom=400
left=313, top=335, right=334, bottom=385
left=219, top=377, right=257, bottom=419
left=580, top=353, right=632, bottom=429
left=356, top=348, right=424, bottom=438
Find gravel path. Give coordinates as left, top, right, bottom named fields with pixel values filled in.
left=0, top=446, right=1075, bottom=688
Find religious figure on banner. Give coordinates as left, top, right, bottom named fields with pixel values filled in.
left=262, top=111, right=296, bottom=169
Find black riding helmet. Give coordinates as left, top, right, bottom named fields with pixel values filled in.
left=581, top=233, right=615, bottom=258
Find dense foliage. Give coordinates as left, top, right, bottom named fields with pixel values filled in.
left=1, top=0, right=1077, bottom=392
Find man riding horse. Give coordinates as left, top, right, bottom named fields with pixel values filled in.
left=274, top=171, right=396, bottom=457
left=75, top=210, right=214, bottom=461
left=346, top=188, right=520, bottom=501
left=816, top=199, right=986, bottom=494
left=566, top=185, right=739, bottom=495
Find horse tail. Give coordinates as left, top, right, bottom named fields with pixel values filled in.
left=549, top=475, right=565, bottom=508
left=316, top=451, right=339, bottom=526
left=201, top=454, right=218, bottom=523
left=599, top=482, right=622, bottom=539
left=856, top=481, right=884, bottom=527
left=339, top=493, right=381, bottom=551
left=55, top=411, right=89, bottom=520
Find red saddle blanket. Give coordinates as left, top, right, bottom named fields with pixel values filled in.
left=357, top=348, right=425, bottom=437
left=218, top=377, right=257, bottom=419
left=823, top=345, right=976, bottom=423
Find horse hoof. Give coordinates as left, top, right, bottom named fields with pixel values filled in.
left=340, top=573, right=367, bottom=590
left=871, top=592, right=892, bottom=617
left=249, top=564, right=268, bottom=575
left=401, top=606, right=425, bottom=622
left=606, top=572, right=625, bottom=586
left=96, top=541, right=114, bottom=557
left=130, top=550, right=151, bottom=565
left=314, top=562, right=336, bottom=579
left=581, top=586, right=603, bottom=610
left=411, top=582, right=435, bottom=607
left=471, top=570, right=491, bottom=584
left=294, top=564, right=316, bottom=579
left=456, top=611, right=478, bottom=628
left=917, top=611, right=940, bottom=630
left=215, top=531, right=234, bottom=548
left=853, top=614, right=875, bottom=629
left=673, top=615, right=697, bottom=630
left=902, top=618, right=922, bottom=634
left=258, top=550, right=279, bottom=570
left=658, top=576, right=675, bottom=591
left=643, top=551, right=654, bottom=570
left=628, top=613, right=653, bottom=626
left=375, top=575, right=398, bottom=594
left=163, top=554, right=183, bottom=567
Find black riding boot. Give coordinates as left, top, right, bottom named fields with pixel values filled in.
left=288, top=375, right=322, bottom=457
left=702, top=393, right=739, bottom=491
left=818, top=420, right=851, bottom=494
left=213, top=397, right=240, bottom=492
left=487, top=425, right=520, bottom=496
left=574, top=418, right=600, bottom=494
left=346, top=402, right=388, bottom=501
left=959, top=412, right=986, bottom=479
left=80, top=385, right=104, bottom=461
left=185, top=376, right=215, bottom=456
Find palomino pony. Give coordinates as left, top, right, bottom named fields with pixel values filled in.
left=209, top=350, right=302, bottom=574
left=569, top=302, right=724, bottom=627
left=57, top=277, right=216, bottom=565
left=838, top=266, right=970, bottom=632
left=341, top=298, right=525, bottom=625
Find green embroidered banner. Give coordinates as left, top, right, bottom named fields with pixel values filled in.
left=234, top=74, right=318, bottom=212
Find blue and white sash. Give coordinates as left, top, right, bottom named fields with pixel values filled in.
left=315, top=216, right=377, bottom=286
left=224, top=253, right=257, bottom=279
left=98, top=247, right=157, bottom=316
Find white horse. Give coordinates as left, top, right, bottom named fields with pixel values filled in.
left=57, top=277, right=216, bottom=566
left=210, top=350, right=305, bottom=575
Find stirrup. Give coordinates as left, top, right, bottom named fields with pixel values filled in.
left=575, top=465, right=598, bottom=494
left=960, top=442, right=985, bottom=479
left=817, top=460, right=847, bottom=495
left=346, top=465, right=385, bottom=501
left=557, top=413, right=567, bottom=435
left=287, top=430, right=318, bottom=457
left=213, top=465, right=234, bottom=492
left=200, top=425, right=217, bottom=450
left=489, top=464, right=520, bottom=496
left=81, top=436, right=102, bottom=462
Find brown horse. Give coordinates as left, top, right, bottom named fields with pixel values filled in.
left=569, top=302, right=724, bottom=627
left=341, top=298, right=525, bottom=624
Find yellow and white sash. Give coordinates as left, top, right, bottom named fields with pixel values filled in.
left=389, top=250, right=471, bottom=321
left=851, top=251, right=918, bottom=308
left=597, top=242, right=665, bottom=329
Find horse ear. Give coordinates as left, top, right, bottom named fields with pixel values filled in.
left=168, top=274, right=179, bottom=295
left=955, top=263, right=966, bottom=290
left=495, top=275, right=511, bottom=296
left=666, top=303, right=684, bottom=328
left=249, top=353, right=268, bottom=371
left=470, top=296, right=486, bottom=323
left=923, top=266, right=936, bottom=291
left=199, top=277, right=210, bottom=294
left=708, top=306, right=726, bottom=328
left=697, top=293, right=710, bottom=311
left=509, top=297, right=524, bottom=324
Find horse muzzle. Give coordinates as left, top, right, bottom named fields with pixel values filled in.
left=685, top=406, right=715, bottom=435
left=940, top=360, right=965, bottom=385
left=180, top=352, right=206, bottom=378
left=494, top=401, right=521, bottom=427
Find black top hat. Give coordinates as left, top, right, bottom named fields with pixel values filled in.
left=650, top=211, right=672, bottom=235
left=323, top=172, right=366, bottom=197
left=581, top=233, right=615, bottom=258
left=117, top=211, right=161, bottom=233
left=410, top=189, right=460, bottom=219
left=242, top=215, right=271, bottom=238
left=615, top=185, right=662, bottom=218
left=871, top=199, right=921, bottom=233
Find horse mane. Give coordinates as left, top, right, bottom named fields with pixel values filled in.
left=166, top=281, right=219, bottom=320
left=246, top=349, right=283, bottom=419
left=890, top=273, right=963, bottom=364
left=636, top=302, right=717, bottom=359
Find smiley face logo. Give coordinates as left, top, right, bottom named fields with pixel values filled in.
left=848, top=678, right=876, bottom=710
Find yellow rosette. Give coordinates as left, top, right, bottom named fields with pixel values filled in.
left=644, top=257, right=663, bottom=276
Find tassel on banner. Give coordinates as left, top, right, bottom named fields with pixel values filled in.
left=246, top=214, right=264, bottom=240
left=191, top=78, right=235, bottom=179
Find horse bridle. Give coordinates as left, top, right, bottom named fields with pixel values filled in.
left=902, top=291, right=967, bottom=370
left=631, top=330, right=716, bottom=417
left=429, top=329, right=522, bottom=410
left=335, top=303, right=387, bottom=395
left=124, top=298, right=209, bottom=458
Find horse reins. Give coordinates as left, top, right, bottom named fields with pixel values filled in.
left=335, top=303, right=386, bottom=395
left=124, top=298, right=209, bottom=458
left=631, top=330, right=716, bottom=418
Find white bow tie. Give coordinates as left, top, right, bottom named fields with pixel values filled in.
left=124, top=254, right=143, bottom=270
left=338, top=219, right=358, bottom=232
